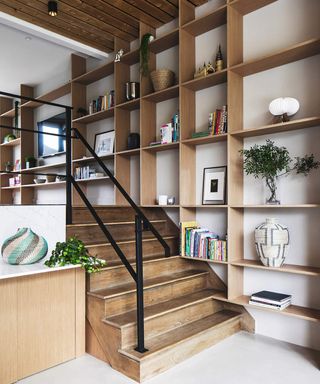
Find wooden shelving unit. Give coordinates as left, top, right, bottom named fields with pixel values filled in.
left=0, top=0, right=319, bottom=325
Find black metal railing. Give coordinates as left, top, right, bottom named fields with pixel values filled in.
left=0, top=90, right=172, bottom=353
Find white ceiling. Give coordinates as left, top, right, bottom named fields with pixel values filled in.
left=0, top=22, right=78, bottom=95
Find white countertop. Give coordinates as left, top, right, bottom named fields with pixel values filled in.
left=0, top=259, right=81, bottom=280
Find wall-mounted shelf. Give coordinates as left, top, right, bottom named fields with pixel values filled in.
left=143, top=84, right=179, bottom=103
left=229, top=0, right=277, bottom=15
left=181, top=256, right=228, bottom=265
left=231, top=204, right=320, bottom=209
left=72, top=61, right=114, bottom=85
left=0, top=138, right=21, bottom=147
left=72, top=154, right=114, bottom=164
left=72, top=108, right=115, bottom=124
left=182, top=133, right=227, bottom=146
left=116, top=98, right=140, bottom=110
left=142, top=142, right=179, bottom=152
left=149, top=28, right=179, bottom=54
left=20, top=162, right=65, bottom=173
left=22, top=181, right=66, bottom=188
left=181, top=70, right=227, bottom=92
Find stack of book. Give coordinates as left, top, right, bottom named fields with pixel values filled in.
left=191, top=105, right=228, bottom=139
left=249, top=290, right=292, bottom=311
left=180, top=221, right=227, bottom=261
left=88, top=90, right=115, bottom=114
left=151, top=111, right=179, bottom=146
left=74, top=166, right=95, bottom=180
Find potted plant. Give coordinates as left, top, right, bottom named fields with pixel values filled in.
left=240, top=140, right=319, bottom=204
left=45, top=237, right=106, bottom=273
left=140, top=33, right=154, bottom=77
left=25, top=156, right=37, bottom=169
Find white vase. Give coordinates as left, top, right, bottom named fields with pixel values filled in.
left=254, top=218, right=289, bottom=267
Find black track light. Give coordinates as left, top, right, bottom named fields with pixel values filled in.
left=48, top=1, right=58, bottom=17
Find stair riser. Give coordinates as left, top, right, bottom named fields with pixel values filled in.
left=88, top=258, right=193, bottom=291
left=139, top=319, right=241, bottom=382
left=104, top=275, right=209, bottom=317
left=121, top=299, right=224, bottom=348
left=67, top=221, right=167, bottom=245
left=72, top=207, right=169, bottom=224
left=86, top=237, right=179, bottom=262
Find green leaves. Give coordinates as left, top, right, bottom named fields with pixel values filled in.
left=240, top=139, right=319, bottom=180
left=44, top=237, right=106, bottom=273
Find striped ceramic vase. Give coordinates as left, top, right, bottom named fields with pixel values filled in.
left=1, top=228, right=48, bottom=265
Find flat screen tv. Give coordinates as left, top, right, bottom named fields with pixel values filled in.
left=38, top=112, right=66, bottom=157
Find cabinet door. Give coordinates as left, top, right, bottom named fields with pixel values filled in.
left=0, top=279, right=18, bottom=384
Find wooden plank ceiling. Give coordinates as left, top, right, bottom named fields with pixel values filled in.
left=0, top=0, right=207, bottom=53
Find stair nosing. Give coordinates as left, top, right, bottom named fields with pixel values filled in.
left=85, top=235, right=177, bottom=248
left=119, top=311, right=242, bottom=362
left=88, top=270, right=209, bottom=300
left=103, top=289, right=223, bottom=329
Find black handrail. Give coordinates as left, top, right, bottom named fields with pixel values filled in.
left=0, top=89, right=173, bottom=353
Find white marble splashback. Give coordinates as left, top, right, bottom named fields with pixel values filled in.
left=0, top=205, right=66, bottom=279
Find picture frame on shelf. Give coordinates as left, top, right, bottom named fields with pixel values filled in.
left=202, top=166, right=227, bottom=205
left=94, top=130, right=115, bottom=156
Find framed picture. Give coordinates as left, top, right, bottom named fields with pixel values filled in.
left=202, top=166, right=227, bottom=205
left=94, top=130, right=115, bottom=156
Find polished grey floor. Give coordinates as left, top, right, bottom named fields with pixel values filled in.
left=19, top=332, right=319, bottom=384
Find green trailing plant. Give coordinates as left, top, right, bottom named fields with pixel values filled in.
left=240, top=139, right=319, bottom=204
left=25, top=156, right=37, bottom=163
left=140, top=33, right=153, bottom=76
left=45, top=237, right=106, bottom=273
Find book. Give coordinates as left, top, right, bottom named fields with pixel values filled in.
left=249, top=299, right=291, bottom=311
left=180, top=221, right=198, bottom=257
left=251, top=290, right=292, bottom=304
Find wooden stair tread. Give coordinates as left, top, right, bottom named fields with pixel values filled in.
left=67, top=219, right=166, bottom=228
left=120, top=310, right=241, bottom=361
left=85, top=235, right=178, bottom=248
left=104, top=289, right=222, bottom=328
left=88, top=270, right=209, bottom=299
left=105, top=254, right=169, bottom=268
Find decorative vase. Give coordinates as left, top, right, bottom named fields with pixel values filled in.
left=265, top=176, right=280, bottom=205
left=2, top=228, right=48, bottom=265
left=255, top=218, right=289, bottom=268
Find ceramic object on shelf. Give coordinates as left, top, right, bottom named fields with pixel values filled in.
left=2, top=228, right=48, bottom=265
left=34, top=178, right=46, bottom=184
left=158, top=195, right=168, bottom=206
left=255, top=218, right=289, bottom=268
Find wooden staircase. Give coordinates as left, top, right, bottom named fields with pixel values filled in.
left=68, top=206, right=254, bottom=382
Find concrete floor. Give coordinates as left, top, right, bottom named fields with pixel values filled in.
left=19, top=332, right=319, bottom=384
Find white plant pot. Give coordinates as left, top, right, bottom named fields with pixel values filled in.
left=254, top=218, right=289, bottom=268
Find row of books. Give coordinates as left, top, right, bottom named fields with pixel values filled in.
left=249, top=290, right=292, bottom=311
left=88, top=91, right=115, bottom=114
left=74, top=166, right=95, bottom=180
left=192, top=105, right=228, bottom=139
left=180, top=221, right=227, bottom=261
left=150, top=112, right=180, bottom=146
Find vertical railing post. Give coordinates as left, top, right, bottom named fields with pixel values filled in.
left=134, top=215, right=148, bottom=353
left=65, top=107, right=72, bottom=225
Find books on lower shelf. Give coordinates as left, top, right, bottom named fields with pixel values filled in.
left=249, top=290, right=292, bottom=311
left=191, top=105, right=228, bottom=139
left=180, top=221, right=227, bottom=261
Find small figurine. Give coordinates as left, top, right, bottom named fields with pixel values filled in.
left=114, top=49, right=124, bottom=63
left=215, top=44, right=224, bottom=72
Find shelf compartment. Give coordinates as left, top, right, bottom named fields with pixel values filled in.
left=121, top=49, right=139, bottom=65
left=181, top=69, right=227, bottom=92
left=72, top=62, right=114, bottom=85
left=116, top=149, right=140, bottom=157
left=116, top=98, right=140, bottom=111
left=142, top=142, right=179, bottom=152
left=230, top=38, right=320, bottom=77
left=182, top=133, right=227, bottom=146
left=231, top=116, right=320, bottom=138
left=149, top=28, right=179, bottom=54
left=72, top=154, right=114, bottom=164
left=20, top=162, right=65, bottom=173
left=232, top=295, right=320, bottom=323
left=0, top=138, right=21, bottom=147
left=181, top=256, right=228, bottom=265
left=231, top=259, right=320, bottom=277
left=181, top=5, right=227, bottom=36
left=72, top=108, right=114, bottom=124
left=142, top=84, right=179, bottom=103
left=229, top=0, right=277, bottom=15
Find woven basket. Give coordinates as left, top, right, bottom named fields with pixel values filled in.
left=150, top=69, right=175, bottom=92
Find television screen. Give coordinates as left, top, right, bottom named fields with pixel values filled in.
left=37, top=112, right=66, bottom=157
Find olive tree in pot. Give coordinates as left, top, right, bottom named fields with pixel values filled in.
left=240, top=140, right=319, bottom=205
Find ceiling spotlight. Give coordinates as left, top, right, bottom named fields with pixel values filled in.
left=25, top=36, right=32, bottom=41
left=48, top=1, right=58, bottom=17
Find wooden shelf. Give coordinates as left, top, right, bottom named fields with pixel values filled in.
left=181, top=256, right=228, bottom=265
left=182, top=133, right=227, bottom=146
left=142, top=142, right=179, bottom=152
left=230, top=38, right=320, bottom=77
left=21, top=83, right=71, bottom=109
left=232, top=295, right=320, bottom=323
left=231, top=204, right=320, bottom=209
left=229, top=0, right=277, bottom=15
left=181, top=70, right=227, bottom=91
left=149, top=28, right=179, bottom=54
left=141, top=205, right=180, bottom=208
left=121, top=49, right=139, bottom=65
left=72, top=61, right=114, bottom=85
left=1, top=185, right=21, bottom=190
left=116, top=148, right=140, bottom=157
left=0, top=138, right=21, bottom=147
left=20, top=162, right=65, bottom=173
left=116, top=98, right=140, bottom=110
left=231, top=116, right=320, bottom=138
left=231, top=259, right=320, bottom=277
left=72, top=154, right=114, bottom=164
left=22, top=181, right=65, bottom=188
left=75, top=176, right=110, bottom=183
left=72, top=108, right=114, bottom=124
left=181, top=205, right=228, bottom=209
left=142, top=84, right=179, bottom=103
left=182, top=5, right=227, bottom=36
